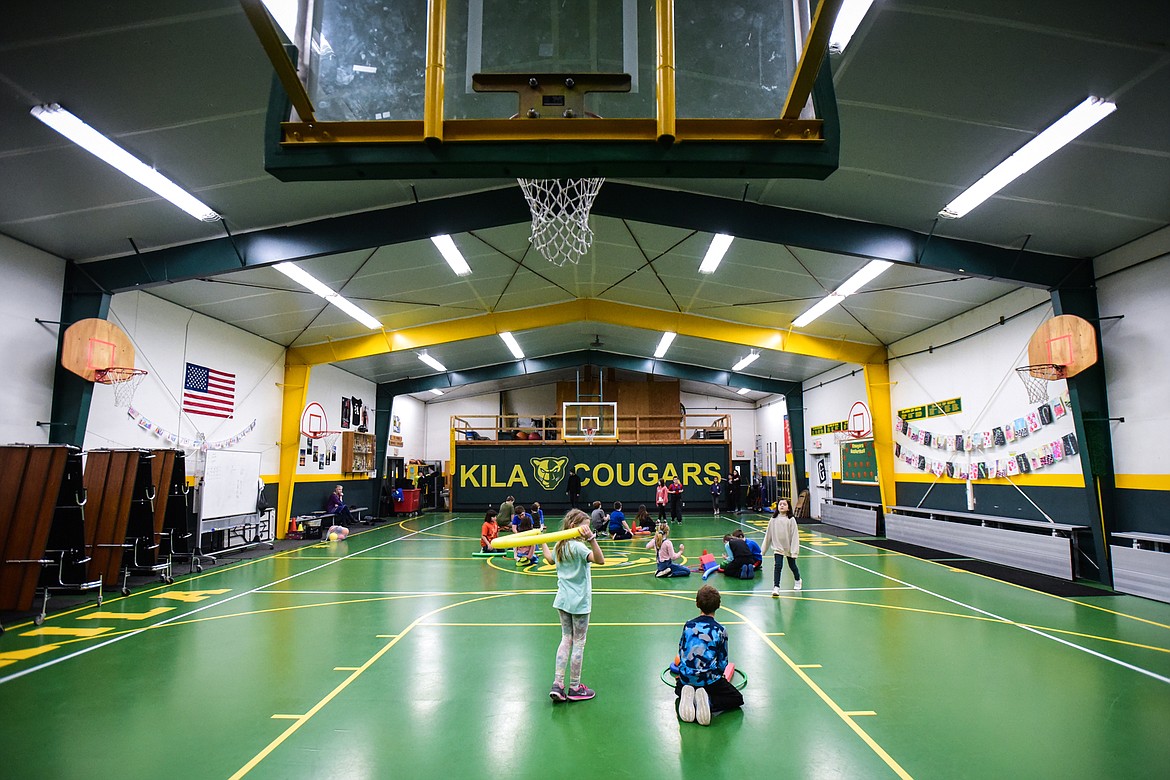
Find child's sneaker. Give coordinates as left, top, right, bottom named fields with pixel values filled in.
left=678, top=685, right=696, bottom=722
left=549, top=683, right=567, bottom=703
left=794, top=579, right=803, bottom=591
left=694, top=686, right=711, bottom=726
left=566, top=683, right=595, bottom=701
left=655, top=568, right=671, bottom=578
left=772, top=586, right=780, bottom=597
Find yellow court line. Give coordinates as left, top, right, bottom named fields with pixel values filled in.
left=797, top=664, right=823, bottom=669
left=719, top=602, right=914, bottom=780
left=423, top=621, right=747, bottom=627
left=334, top=667, right=360, bottom=671
left=229, top=593, right=511, bottom=780
left=847, top=711, right=878, bottom=716
left=271, top=714, right=301, bottom=720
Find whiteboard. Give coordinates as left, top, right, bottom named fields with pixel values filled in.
left=200, top=450, right=262, bottom=520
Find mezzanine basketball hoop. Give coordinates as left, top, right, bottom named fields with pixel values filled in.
left=94, top=366, right=147, bottom=408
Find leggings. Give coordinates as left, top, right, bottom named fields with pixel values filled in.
left=773, top=553, right=801, bottom=585
left=554, top=610, right=590, bottom=687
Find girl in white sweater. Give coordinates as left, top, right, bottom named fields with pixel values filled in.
left=760, top=499, right=801, bottom=595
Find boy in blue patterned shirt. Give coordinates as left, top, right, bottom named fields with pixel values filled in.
left=676, top=584, right=744, bottom=725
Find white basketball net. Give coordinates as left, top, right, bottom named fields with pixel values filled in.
left=95, top=367, right=147, bottom=408
left=517, top=178, right=604, bottom=266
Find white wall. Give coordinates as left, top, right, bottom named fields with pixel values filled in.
left=423, top=391, right=501, bottom=460
left=1096, top=230, right=1170, bottom=478
left=1, top=236, right=66, bottom=445
left=297, top=362, right=376, bottom=476
left=681, top=391, right=759, bottom=458
left=887, top=287, right=1080, bottom=483
left=83, top=291, right=286, bottom=476
left=388, top=394, right=426, bottom=461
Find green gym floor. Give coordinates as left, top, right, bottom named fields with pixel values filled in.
left=2, top=513, right=1169, bottom=779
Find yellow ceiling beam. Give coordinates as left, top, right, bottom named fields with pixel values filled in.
left=286, top=300, right=886, bottom=368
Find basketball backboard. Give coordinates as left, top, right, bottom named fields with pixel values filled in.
left=1026, top=314, right=1098, bottom=378
left=60, top=318, right=135, bottom=382
left=244, top=0, right=843, bottom=180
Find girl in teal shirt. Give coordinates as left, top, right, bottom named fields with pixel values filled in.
left=542, top=509, right=605, bottom=702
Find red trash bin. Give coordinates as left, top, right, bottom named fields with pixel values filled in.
left=393, top=488, right=421, bottom=516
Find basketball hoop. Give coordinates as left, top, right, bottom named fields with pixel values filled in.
left=309, top=429, right=342, bottom=453
left=1016, top=364, right=1065, bottom=403
left=94, top=366, right=147, bottom=408
left=517, top=178, right=604, bottom=266
left=584, top=427, right=595, bottom=444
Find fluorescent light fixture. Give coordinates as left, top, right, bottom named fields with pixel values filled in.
left=274, top=262, right=381, bottom=329
left=499, top=331, right=525, bottom=359
left=835, top=260, right=893, bottom=296
left=939, top=96, right=1117, bottom=219
left=418, top=351, right=447, bottom=372
left=792, top=260, right=893, bottom=328
left=29, top=104, right=220, bottom=222
left=654, top=331, right=677, bottom=358
left=736, top=387, right=752, bottom=396
left=431, top=235, right=472, bottom=276
left=792, top=295, right=846, bottom=328
left=732, top=350, right=760, bottom=372
left=829, top=0, right=876, bottom=53
left=698, top=234, right=734, bottom=274
left=429, top=388, right=444, bottom=396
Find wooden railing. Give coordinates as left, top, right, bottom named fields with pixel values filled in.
left=452, top=413, right=730, bottom=444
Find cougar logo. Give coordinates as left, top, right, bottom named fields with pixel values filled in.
left=531, top=456, right=569, bottom=490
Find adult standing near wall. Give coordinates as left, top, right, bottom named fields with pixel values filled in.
left=728, top=469, right=741, bottom=513
left=566, top=471, right=582, bottom=509
left=668, top=477, right=685, bottom=524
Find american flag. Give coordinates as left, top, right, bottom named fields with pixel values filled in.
left=182, top=362, right=235, bottom=418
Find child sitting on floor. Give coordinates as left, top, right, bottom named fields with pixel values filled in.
left=633, top=505, right=654, bottom=535
left=676, top=584, right=743, bottom=725
left=514, top=513, right=539, bottom=566
left=480, top=509, right=499, bottom=552
left=732, top=529, right=763, bottom=569
left=648, top=522, right=689, bottom=578
left=608, top=501, right=633, bottom=540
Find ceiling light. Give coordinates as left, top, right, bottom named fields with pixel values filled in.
left=274, top=262, right=381, bottom=329
left=736, top=387, right=751, bottom=395
left=698, top=234, right=734, bottom=274
left=792, top=260, right=893, bottom=328
left=732, top=350, right=760, bottom=372
left=418, top=351, right=447, bottom=372
left=654, top=331, right=677, bottom=358
left=429, top=388, right=444, bottom=396
left=431, top=235, right=472, bottom=276
left=792, top=295, right=845, bottom=328
left=499, top=331, right=525, bottom=359
left=829, top=0, right=876, bottom=53
left=939, top=96, right=1117, bottom=219
left=835, top=260, right=893, bottom=296
left=30, top=104, right=220, bottom=222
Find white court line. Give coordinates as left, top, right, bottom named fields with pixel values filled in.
left=262, top=585, right=915, bottom=596
left=805, top=541, right=1170, bottom=686
left=0, top=517, right=456, bottom=687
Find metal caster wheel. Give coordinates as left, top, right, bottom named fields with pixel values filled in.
left=164, top=576, right=174, bottom=584
left=97, top=595, right=103, bottom=606
left=34, top=614, right=45, bottom=626
left=121, top=587, right=131, bottom=597
left=195, top=563, right=203, bottom=573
